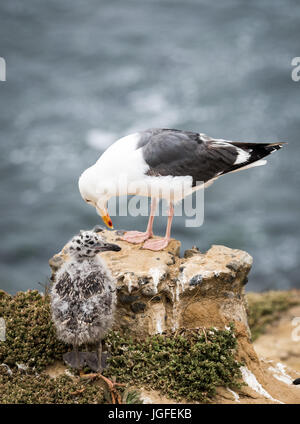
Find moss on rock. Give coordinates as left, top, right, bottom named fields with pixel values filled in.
left=0, top=290, right=244, bottom=403
left=103, top=325, right=243, bottom=402
left=0, top=290, right=68, bottom=371
left=0, top=366, right=105, bottom=404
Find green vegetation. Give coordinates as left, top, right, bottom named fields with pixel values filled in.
left=104, top=326, right=243, bottom=402
left=0, top=290, right=68, bottom=371
left=2, top=288, right=300, bottom=403
left=0, top=290, right=243, bottom=403
left=246, top=290, right=300, bottom=341
left=0, top=367, right=105, bottom=404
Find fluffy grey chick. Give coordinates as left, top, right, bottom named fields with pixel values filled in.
left=50, top=230, right=121, bottom=372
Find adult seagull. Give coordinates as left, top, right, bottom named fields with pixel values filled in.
left=79, top=128, right=285, bottom=251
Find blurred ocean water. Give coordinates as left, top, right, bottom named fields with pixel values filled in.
left=0, top=0, right=299, bottom=293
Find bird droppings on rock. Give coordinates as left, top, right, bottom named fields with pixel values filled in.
left=240, top=366, right=282, bottom=404
left=268, top=362, right=294, bottom=385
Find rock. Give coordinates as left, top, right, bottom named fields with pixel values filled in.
left=51, top=232, right=251, bottom=331
left=49, top=230, right=252, bottom=339
left=50, top=231, right=272, bottom=387
left=49, top=229, right=255, bottom=367
left=48, top=231, right=300, bottom=404
left=130, top=302, right=147, bottom=313
left=183, top=246, right=200, bottom=258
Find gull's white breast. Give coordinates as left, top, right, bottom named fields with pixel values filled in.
left=95, top=132, right=195, bottom=202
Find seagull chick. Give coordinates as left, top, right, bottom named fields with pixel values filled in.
left=50, top=230, right=121, bottom=372
left=79, top=128, right=286, bottom=251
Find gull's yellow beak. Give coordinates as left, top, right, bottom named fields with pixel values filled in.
left=101, top=213, right=114, bottom=229
left=96, top=200, right=113, bottom=229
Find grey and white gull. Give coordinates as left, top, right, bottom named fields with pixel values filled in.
left=79, top=128, right=285, bottom=251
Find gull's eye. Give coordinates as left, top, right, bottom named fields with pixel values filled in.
left=85, top=199, right=91, bottom=203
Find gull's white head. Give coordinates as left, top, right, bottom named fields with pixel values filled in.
left=78, top=166, right=113, bottom=229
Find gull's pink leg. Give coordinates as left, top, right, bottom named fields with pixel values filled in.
left=121, top=199, right=157, bottom=244
left=142, top=204, right=174, bottom=251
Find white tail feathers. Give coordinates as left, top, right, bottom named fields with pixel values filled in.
left=229, top=159, right=267, bottom=174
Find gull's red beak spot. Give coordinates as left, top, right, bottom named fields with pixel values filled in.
left=101, top=214, right=114, bottom=229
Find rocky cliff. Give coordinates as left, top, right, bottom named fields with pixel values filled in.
left=47, top=228, right=300, bottom=404
left=50, top=228, right=251, bottom=337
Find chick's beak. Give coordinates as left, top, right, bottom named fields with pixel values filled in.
left=93, top=242, right=121, bottom=252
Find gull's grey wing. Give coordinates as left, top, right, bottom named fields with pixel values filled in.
left=137, top=129, right=238, bottom=185
left=137, top=128, right=283, bottom=186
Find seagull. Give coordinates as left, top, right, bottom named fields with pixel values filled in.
left=79, top=128, right=285, bottom=251
left=50, top=230, right=121, bottom=373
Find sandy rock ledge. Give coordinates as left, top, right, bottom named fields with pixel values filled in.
left=49, top=229, right=300, bottom=404
left=49, top=229, right=251, bottom=338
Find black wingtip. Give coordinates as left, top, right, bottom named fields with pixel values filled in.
left=268, top=142, right=288, bottom=148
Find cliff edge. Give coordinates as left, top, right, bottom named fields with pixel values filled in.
left=47, top=228, right=300, bottom=404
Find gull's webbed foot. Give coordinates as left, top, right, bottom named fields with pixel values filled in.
left=142, top=237, right=170, bottom=251
left=121, top=231, right=152, bottom=244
